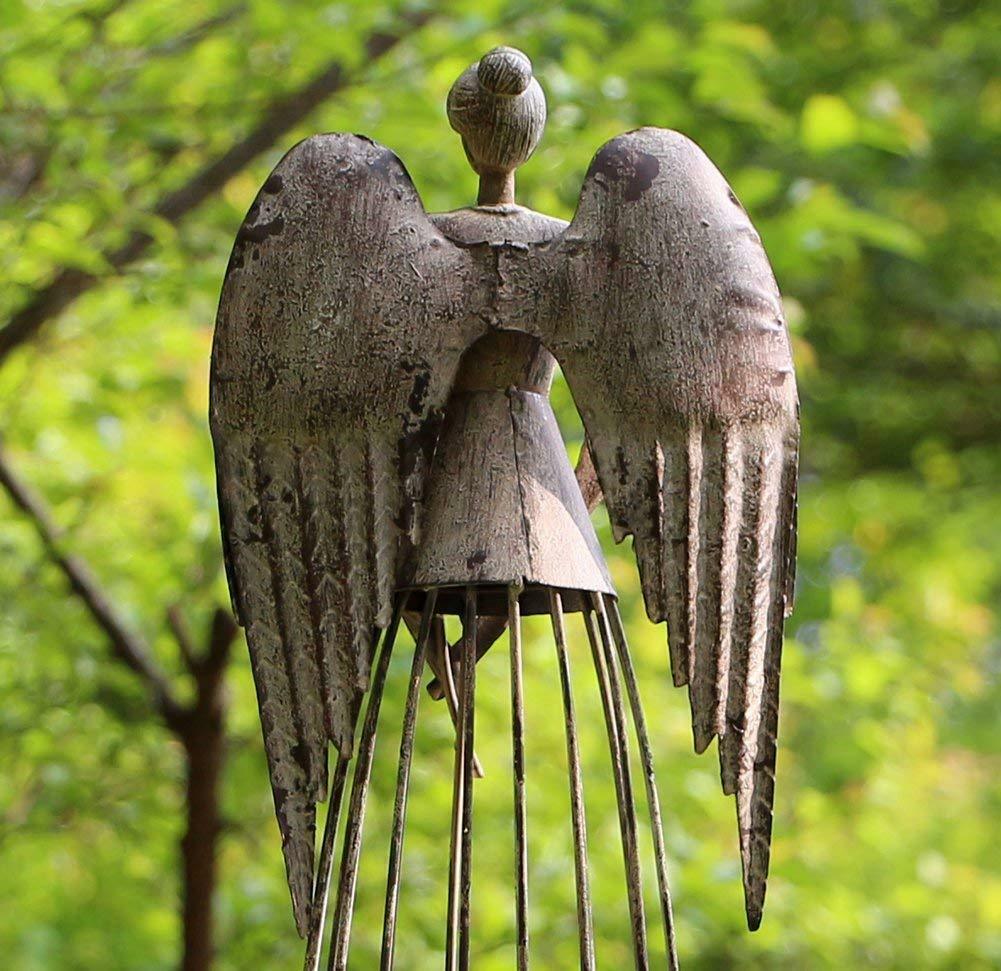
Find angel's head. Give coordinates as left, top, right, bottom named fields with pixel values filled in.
left=447, top=46, right=546, bottom=204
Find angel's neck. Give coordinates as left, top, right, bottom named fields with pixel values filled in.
left=477, top=170, right=516, bottom=206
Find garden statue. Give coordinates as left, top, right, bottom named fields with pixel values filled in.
left=211, top=44, right=799, bottom=970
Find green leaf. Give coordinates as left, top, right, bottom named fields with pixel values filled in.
left=801, top=94, right=859, bottom=153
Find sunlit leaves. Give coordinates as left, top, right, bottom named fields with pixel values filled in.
left=801, top=94, right=858, bottom=153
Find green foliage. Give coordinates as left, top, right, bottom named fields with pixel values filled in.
left=1, top=0, right=998, bottom=968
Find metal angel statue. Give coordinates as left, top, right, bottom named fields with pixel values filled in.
left=211, top=45, right=798, bottom=970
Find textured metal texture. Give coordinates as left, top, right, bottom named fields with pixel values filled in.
left=210, top=133, right=483, bottom=933
left=550, top=589, right=597, bottom=970
left=210, top=42, right=799, bottom=957
left=538, top=128, right=800, bottom=929
left=507, top=587, right=529, bottom=970
left=408, top=379, right=613, bottom=594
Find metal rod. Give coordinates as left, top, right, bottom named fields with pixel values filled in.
left=444, top=632, right=465, bottom=971
left=604, top=595, right=679, bottom=971
left=439, top=620, right=485, bottom=780
left=586, top=595, right=649, bottom=969
left=304, top=752, right=351, bottom=971
left=508, top=585, right=529, bottom=971
left=380, top=590, right=438, bottom=970
left=550, top=589, right=596, bottom=971
left=458, top=587, right=477, bottom=968
left=327, top=598, right=404, bottom=970
left=446, top=586, right=478, bottom=970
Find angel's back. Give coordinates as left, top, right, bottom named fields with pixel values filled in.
left=404, top=203, right=612, bottom=608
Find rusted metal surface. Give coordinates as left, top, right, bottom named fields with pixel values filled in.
left=408, top=358, right=613, bottom=594
left=507, top=586, right=530, bottom=971
left=606, top=594, right=680, bottom=970
left=211, top=39, right=799, bottom=965
left=583, top=601, right=649, bottom=969
left=380, top=590, right=436, bottom=969
left=550, top=589, right=597, bottom=971
left=326, top=602, right=402, bottom=970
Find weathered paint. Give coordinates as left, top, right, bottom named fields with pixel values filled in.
left=210, top=44, right=799, bottom=949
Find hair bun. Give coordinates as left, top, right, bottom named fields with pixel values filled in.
left=477, top=46, right=533, bottom=97
left=447, top=45, right=546, bottom=185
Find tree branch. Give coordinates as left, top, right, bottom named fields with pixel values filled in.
left=168, top=603, right=238, bottom=680
left=167, top=603, right=201, bottom=674
left=146, top=4, right=247, bottom=58
left=0, top=8, right=433, bottom=365
left=0, top=443, right=241, bottom=970
left=205, top=606, right=239, bottom=673
left=177, top=607, right=237, bottom=971
left=0, top=442, right=185, bottom=728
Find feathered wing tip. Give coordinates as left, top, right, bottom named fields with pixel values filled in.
left=211, top=130, right=474, bottom=932
left=720, top=437, right=797, bottom=930
left=544, top=125, right=801, bottom=930
left=276, top=790, right=317, bottom=936
left=640, top=424, right=797, bottom=929
left=218, top=432, right=401, bottom=934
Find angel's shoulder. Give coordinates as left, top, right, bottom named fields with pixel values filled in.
left=271, top=133, right=415, bottom=197
left=431, top=204, right=566, bottom=246
left=589, top=127, right=712, bottom=171
left=575, top=127, right=741, bottom=226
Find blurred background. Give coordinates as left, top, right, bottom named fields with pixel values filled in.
left=1, top=0, right=998, bottom=968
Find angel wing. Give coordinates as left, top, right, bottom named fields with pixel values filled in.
left=540, top=127, right=799, bottom=929
left=210, top=133, right=477, bottom=933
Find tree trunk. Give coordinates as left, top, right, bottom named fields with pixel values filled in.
left=180, top=708, right=225, bottom=971
left=178, top=610, right=235, bottom=971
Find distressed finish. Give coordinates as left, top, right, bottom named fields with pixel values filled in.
left=211, top=43, right=799, bottom=959
left=447, top=45, right=546, bottom=205
left=408, top=334, right=613, bottom=596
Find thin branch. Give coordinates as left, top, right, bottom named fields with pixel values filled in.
left=81, top=0, right=134, bottom=29
left=205, top=607, right=238, bottom=673
left=167, top=603, right=238, bottom=682
left=0, top=442, right=185, bottom=729
left=144, top=4, right=246, bottom=58
left=0, top=8, right=434, bottom=365
left=167, top=604, right=201, bottom=674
